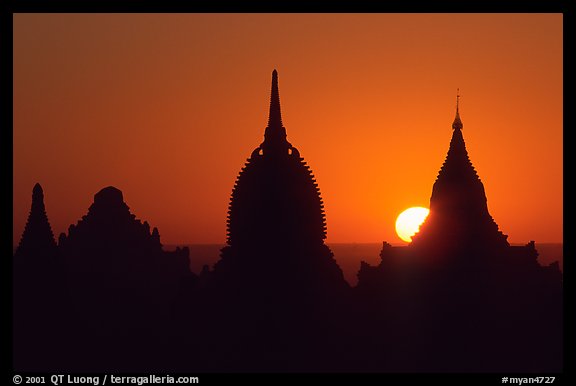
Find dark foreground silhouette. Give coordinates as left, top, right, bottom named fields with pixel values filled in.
left=13, top=73, right=562, bottom=373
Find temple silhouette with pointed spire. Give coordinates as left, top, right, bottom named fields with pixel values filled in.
left=14, top=183, right=58, bottom=260
left=13, top=183, right=66, bottom=371
left=358, top=93, right=547, bottom=271
left=228, top=70, right=326, bottom=247
left=209, top=69, right=347, bottom=301
left=222, top=69, right=329, bottom=249
left=354, top=94, right=562, bottom=372
left=410, top=92, right=509, bottom=256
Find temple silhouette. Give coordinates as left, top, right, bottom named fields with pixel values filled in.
left=355, top=94, right=563, bottom=372
left=177, top=70, right=350, bottom=371
left=213, top=70, right=348, bottom=297
left=411, top=94, right=509, bottom=255
left=13, top=184, right=66, bottom=370
left=12, top=74, right=563, bottom=373
left=14, top=185, right=192, bottom=371
left=14, top=183, right=58, bottom=261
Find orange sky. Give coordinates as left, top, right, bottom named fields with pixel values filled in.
left=13, top=13, right=563, bottom=246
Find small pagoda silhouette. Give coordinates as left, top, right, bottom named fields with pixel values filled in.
left=13, top=183, right=66, bottom=371
left=14, top=183, right=58, bottom=261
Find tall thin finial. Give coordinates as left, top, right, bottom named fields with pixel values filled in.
left=452, top=89, right=463, bottom=130
left=456, top=88, right=460, bottom=112
left=262, top=69, right=290, bottom=154
left=267, top=69, right=283, bottom=128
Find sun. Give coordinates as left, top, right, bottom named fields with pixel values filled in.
left=395, top=207, right=430, bottom=243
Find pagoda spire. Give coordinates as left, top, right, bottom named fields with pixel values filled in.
left=267, top=69, right=283, bottom=128
left=452, top=89, right=463, bottom=131
left=262, top=70, right=290, bottom=154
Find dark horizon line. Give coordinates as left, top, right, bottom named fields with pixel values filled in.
left=12, top=240, right=564, bottom=249
left=12, top=240, right=564, bottom=250
left=161, top=240, right=565, bottom=245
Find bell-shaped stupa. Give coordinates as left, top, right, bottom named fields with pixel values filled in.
left=225, top=70, right=328, bottom=249
left=214, top=70, right=347, bottom=298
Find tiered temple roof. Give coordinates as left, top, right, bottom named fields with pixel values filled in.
left=411, top=94, right=509, bottom=256
left=59, top=186, right=164, bottom=258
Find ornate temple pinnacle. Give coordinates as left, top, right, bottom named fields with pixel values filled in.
left=267, top=69, right=283, bottom=128
left=452, top=89, right=463, bottom=131
left=262, top=69, right=290, bottom=154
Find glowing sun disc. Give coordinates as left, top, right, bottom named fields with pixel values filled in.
left=395, top=207, right=430, bottom=243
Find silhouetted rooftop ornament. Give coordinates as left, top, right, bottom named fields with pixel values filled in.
left=14, top=183, right=58, bottom=259
left=261, top=69, right=292, bottom=156
left=452, top=89, right=463, bottom=131
left=267, top=70, right=283, bottom=129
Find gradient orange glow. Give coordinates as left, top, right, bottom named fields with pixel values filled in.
left=13, top=13, right=563, bottom=246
